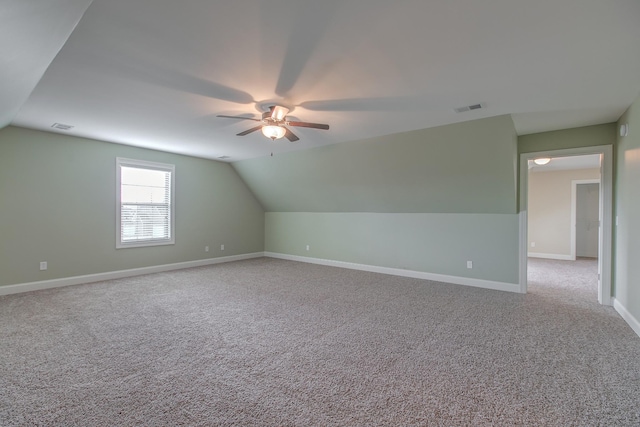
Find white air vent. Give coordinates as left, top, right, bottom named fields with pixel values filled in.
left=217, top=156, right=230, bottom=160
left=51, top=123, right=74, bottom=130
left=454, top=104, right=483, bottom=113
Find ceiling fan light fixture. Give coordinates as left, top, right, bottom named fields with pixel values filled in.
left=262, top=125, right=286, bottom=140
left=533, top=157, right=552, bottom=165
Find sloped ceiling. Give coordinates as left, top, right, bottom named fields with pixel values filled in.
left=3, top=0, right=640, bottom=162
left=0, top=0, right=93, bottom=128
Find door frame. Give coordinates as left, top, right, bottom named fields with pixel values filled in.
left=571, top=179, right=600, bottom=260
left=519, top=145, right=613, bottom=305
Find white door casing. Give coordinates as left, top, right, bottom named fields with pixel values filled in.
left=519, top=145, right=612, bottom=305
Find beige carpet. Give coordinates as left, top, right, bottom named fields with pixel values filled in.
left=1, top=257, right=639, bottom=426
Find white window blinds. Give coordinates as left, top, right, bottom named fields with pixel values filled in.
left=116, top=158, right=175, bottom=248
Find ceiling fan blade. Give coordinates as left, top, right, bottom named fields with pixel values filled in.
left=217, top=115, right=261, bottom=121
left=237, top=125, right=263, bottom=136
left=284, top=127, right=299, bottom=142
left=270, top=105, right=290, bottom=121
left=287, top=121, right=330, bottom=130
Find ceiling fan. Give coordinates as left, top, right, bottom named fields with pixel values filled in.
left=217, top=105, right=329, bottom=142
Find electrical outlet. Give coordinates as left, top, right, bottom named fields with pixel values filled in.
left=39, top=261, right=47, bottom=271
left=466, top=261, right=473, bottom=269
left=205, top=246, right=209, bottom=252
left=531, top=242, right=536, bottom=248
left=306, top=245, right=310, bottom=251
left=220, top=244, right=225, bottom=251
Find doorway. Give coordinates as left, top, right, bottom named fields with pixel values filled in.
left=519, top=145, right=613, bottom=305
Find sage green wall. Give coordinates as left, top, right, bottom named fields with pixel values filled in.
left=519, top=123, right=616, bottom=154
left=615, top=94, right=640, bottom=322
left=236, top=115, right=519, bottom=284
left=234, top=115, right=518, bottom=214
left=0, top=126, right=264, bottom=287
left=266, top=212, right=519, bottom=284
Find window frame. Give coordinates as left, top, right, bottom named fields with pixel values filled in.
left=116, top=157, right=175, bottom=249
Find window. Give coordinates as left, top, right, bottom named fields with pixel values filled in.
left=116, top=158, right=175, bottom=248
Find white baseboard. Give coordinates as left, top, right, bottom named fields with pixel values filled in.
left=612, top=298, right=640, bottom=339
left=0, top=251, right=523, bottom=296
left=0, top=253, right=264, bottom=296
left=528, top=252, right=574, bottom=261
left=265, top=252, right=521, bottom=293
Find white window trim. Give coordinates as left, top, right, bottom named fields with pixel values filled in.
left=116, top=157, right=175, bottom=249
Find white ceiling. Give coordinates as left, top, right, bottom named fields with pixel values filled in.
left=5, top=0, right=640, bottom=161
left=529, top=154, right=600, bottom=172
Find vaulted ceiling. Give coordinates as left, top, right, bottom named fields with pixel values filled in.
left=3, top=0, right=640, bottom=161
